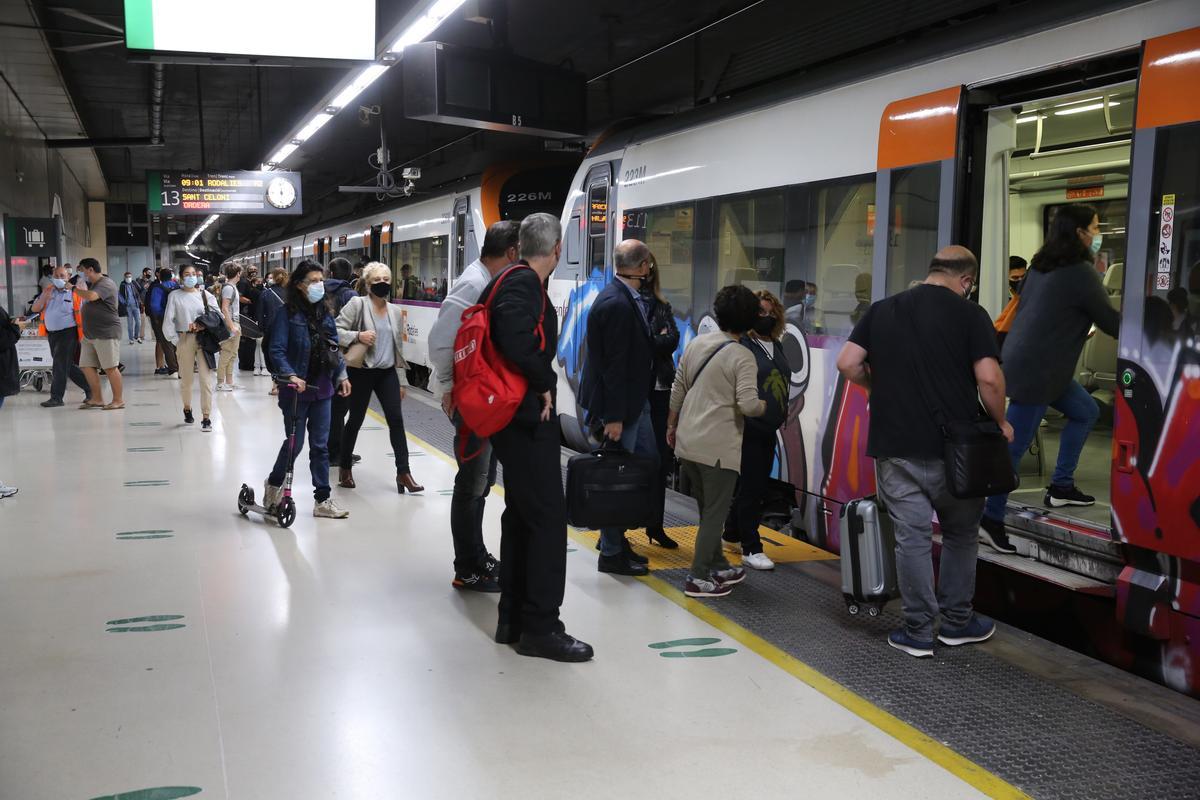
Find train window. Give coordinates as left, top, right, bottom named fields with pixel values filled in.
left=716, top=192, right=785, bottom=298
left=795, top=178, right=876, bottom=337
left=628, top=203, right=695, bottom=318
left=566, top=213, right=581, bottom=265
left=391, top=236, right=449, bottom=302
left=587, top=179, right=610, bottom=275
left=1143, top=121, right=1200, bottom=343
left=885, top=163, right=941, bottom=295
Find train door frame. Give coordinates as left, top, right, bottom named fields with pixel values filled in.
left=380, top=222, right=392, bottom=270
left=451, top=197, right=470, bottom=281
left=368, top=224, right=383, bottom=263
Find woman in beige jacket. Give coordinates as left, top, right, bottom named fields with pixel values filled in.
left=667, top=285, right=766, bottom=599
left=334, top=262, right=423, bottom=495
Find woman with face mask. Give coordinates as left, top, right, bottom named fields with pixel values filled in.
left=333, top=262, right=422, bottom=495
left=162, top=265, right=219, bottom=431
left=979, top=203, right=1122, bottom=554
left=721, top=290, right=792, bottom=570
left=263, top=260, right=352, bottom=519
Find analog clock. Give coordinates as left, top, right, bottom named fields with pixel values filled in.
left=266, top=177, right=297, bottom=210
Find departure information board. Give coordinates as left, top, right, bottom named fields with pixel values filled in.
left=147, top=170, right=303, bottom=216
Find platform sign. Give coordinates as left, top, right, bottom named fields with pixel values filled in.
left=4, top=217, right=59, bottom=257
left=147, top=170, right=302, bottom=216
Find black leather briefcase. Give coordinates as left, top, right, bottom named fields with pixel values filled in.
left=565, top=442, right=657, bottom=530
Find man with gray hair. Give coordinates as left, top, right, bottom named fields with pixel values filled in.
left=485, top=211, right=592, bottom=663
left=580, top=238, right=662, bottom=576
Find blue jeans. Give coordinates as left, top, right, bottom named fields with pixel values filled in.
left=450, top=423, right=499, bottom=575
left=983, top=380, right=1099, bottom=522
left=268, top=395, right=333, bottom=502
left=598, top=402, right=659, bottom=557
left=126, top=308, right=142, bottom=340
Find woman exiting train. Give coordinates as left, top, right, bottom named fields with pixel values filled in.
left=162, top=264, right=219, bottom=432
left=979, top=204, right=1120, bottom=553
left=333, top=262, right=424, bottom=495
left=263, top=259, right=352, bottom=520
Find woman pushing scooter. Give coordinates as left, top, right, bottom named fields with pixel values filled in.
left=262, top=259, right=352, bottom=520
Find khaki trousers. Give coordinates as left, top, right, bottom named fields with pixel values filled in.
left=217, top=333, right=241, bottom=383
left=176, top=333, right=213, bottom=417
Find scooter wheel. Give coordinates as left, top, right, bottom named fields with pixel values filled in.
left=237, top=485, right=253, bottom=516
left=33, top=374, right=44, bottom=392
left=847, top=603, right=860, bottom=616
left=277, top=497, right=296, bottom=529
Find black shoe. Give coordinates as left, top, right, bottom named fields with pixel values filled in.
left=483, top=553, right=500, bottom=578
left=979, top=516, right=1017, bottom=554
left=154, top=367, right=168, bottom=376
left=453, top=572, right=501, bottom=593
left=201, top=418, right=212, bottom=433
left=515, top=631, right=594, bottom=662
left=352, top=454, right=362, bottom=464
left=40, top=399, right=64, bottom=408
left=646, top=528, right=679, bottom=549
left=1044, top=484, right=1096, bottom=508
left=598, top=553, right=648, bottom=576
left=622, top=539, right=649, bottom=564
left=183, top=409, right=194, bottom=424
left=495, top=622, right=521, bottom=644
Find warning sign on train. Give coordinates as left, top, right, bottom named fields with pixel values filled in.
left=147, top=170, right=303, bottom=216
left=1156, top=194, right=1175, bottom=275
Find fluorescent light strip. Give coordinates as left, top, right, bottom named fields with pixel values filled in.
left=1054, top=101, right=1120, bottom=116
left=1016, top=115, right=1044, bottom=124
left=330, top=64, right=390, bottom=109
left=391, top=0, right=467, bottom=52
left=295, top=112, right=334, bottom=141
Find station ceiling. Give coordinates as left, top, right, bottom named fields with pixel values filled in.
left=28, top=0, right=1141, bottom=258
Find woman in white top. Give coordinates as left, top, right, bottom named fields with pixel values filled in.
left=334, top=262, right=423, bottom=494
left=162, top=264, right=219, bottom=431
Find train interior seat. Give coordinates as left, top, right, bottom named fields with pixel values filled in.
left=1078, top=262, right=1124, bottom=395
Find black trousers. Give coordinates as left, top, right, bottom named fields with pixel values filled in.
left=328, top=391, right=349, bottom=465
left=149, top=315, right=178, bottom=372
left=47, top=327, right=88, bottom=402
left=725, top=425, right=777, bottom=554
left=238, top=335, right=257, bottom=371
left=490, top=419, right=567, bottom=635
left=647, top=389, right=673, bottom=535
left=340, top=367, right=410, bottom=471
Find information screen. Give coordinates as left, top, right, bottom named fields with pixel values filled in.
left=147, top=170, right=303, bottom=216
left=124, top=0, right=376, bottom=62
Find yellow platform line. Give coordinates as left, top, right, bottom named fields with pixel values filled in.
left=388, top=416, right=1028, bottom=799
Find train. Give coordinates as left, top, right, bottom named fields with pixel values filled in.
left=228, top=0, right=1200, bottom=698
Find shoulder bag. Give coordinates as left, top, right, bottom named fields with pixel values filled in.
left=902, top=295, right=1017, bottom=499
left=342, top=296, right=372, bottom=369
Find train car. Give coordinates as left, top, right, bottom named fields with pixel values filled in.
left=550, top=0, right=1200, bottom=697
left=226, top=161, right=578, bottom=385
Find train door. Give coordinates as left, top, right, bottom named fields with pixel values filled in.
left=450, top=197, right=470, bottom=282
left=368, top=224, right=383, bottom=263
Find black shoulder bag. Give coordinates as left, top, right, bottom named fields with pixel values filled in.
left=902, top=295, right=1017, bottom=499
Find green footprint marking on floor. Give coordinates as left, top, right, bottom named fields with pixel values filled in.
left=87, top=787, right=202, bottom=800
left=116, top=530, right=174, bottom=540
left=361, top=425, right=383, bottom=431
left=129, top=422, right=161, bottom=427
left=436, top=489, right=455, bottom=496
left=106, top=615, right=185, bottom=633
left=127, top=447, right=165, bottom=453
left=648, top=638, right=738, bottom=658
left=124, top=480, right=170, bottom=487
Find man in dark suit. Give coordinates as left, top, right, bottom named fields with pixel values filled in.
left=488, top=212, right=592, bottom=663
left=580, top=239, right=658, bottom=577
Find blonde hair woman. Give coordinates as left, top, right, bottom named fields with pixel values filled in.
left=334, top=262, right=423, bottom=494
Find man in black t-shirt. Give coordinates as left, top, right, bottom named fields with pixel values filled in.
left=837, top=246, right=1013, bottom=658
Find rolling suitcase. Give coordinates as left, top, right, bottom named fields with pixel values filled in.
left=840, top=497, right=897, bottom=617
left=565, top=443, right=657, bottom=530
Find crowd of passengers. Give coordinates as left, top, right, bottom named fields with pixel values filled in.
left=1, top=202, right=1192, bottom=661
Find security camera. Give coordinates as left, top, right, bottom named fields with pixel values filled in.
left=358, top=106, right=373, bottom=125
left=402, top=180, right=416, bottom=197
left=402, top=167, right=421, bottom=180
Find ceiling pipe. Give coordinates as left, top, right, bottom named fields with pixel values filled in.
left=150, top=63, right=165, bottom=145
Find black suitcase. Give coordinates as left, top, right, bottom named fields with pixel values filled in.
left=840, top=497, right=898, bottom=617
left=565, top=443, right=657, bottom=530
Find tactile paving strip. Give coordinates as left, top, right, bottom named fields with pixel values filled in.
left=400, top=395, right=1200, bottom=799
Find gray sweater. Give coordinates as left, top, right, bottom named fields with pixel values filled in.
left=1001, top=261, right=1120, bottom=404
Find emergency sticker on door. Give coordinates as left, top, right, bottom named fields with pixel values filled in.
left=1155, top=273, right=1171, bottom=290
left=1157, top=195, right=1175, bottom=274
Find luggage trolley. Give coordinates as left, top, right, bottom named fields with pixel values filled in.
left=16, top=326, right=52, bottom=393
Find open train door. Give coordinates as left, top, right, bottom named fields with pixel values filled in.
left=1110, top=27, right=1200, bottom=670
left=450, top=196, right=472, bottom=282
left=871, top=87, right=965, bottom=300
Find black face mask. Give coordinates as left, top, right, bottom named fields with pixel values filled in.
left=753, top=316, right=777, bottom=337
left=617, top=272, right=647, bottom=287
left=369, top=282, right=391, bottom=299
left=1009, top=280, right=1022, bottom=295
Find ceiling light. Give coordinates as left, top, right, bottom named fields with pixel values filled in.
left=391, top=0, right=467, bottom=52
left=1053, top=96, right=1102, bottom=108
left=296, top=112, right=334, bottom=141
left=329, top=64, right=389, bottom=109
left=1016, top=115, right=1044, bottom=124
left=270, top=143, right=299, bottom=164
left=1054, top=101, right=1120, bottom=116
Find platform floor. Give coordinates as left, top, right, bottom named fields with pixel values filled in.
left=1, top=343, right=1198, bottom=800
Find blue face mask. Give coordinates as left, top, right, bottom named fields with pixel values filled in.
left=1089, top=232, right=1103, bottom=257
left=51, top=277, right=66, bottom=289
left=306, top=283, right=326, bottom=303
left=183, top=275, right=199, bottom=288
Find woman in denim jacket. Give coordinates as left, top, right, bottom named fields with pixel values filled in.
left=264, top=259, right=352, bottom=520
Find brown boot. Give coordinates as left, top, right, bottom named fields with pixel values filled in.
left=338, top=467, right=356, bottom=489
left=397, top=473, right=424, bottom=494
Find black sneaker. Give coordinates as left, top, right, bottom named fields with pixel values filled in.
left=154, top=367, right=168, bottom=376
left=40, top=399, right=64, bottom=408
left=598, top=553, right=648, bottom=576
left=452, top=572, right=501, bottom=593
left=483, top=553, right=500, bottom=578
left=183, top=409, right=194, bottom=424
left=1044, top=484, right=1096, bottom=508
left=978, top=516, right=1017, bottom=554
left=622, top=539, right=649, bottom=565
left=201, top=418, right=212, bottom=433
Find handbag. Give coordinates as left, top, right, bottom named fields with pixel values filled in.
left=238, top=315, right=263, bottom=340
left=903, top=295, right=1017, bottom=499
left=341, top=297, right=371, bottom=368
left=566, top=440, right=657, bottom=529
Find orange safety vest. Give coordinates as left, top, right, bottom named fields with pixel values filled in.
left=37, top=291, right=84, bottom=341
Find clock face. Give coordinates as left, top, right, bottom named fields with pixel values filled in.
left=266, top=177, right=297, bottom=210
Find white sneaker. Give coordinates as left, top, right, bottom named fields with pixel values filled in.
left=742, top=551, right=775, bottom=570
left=314, top=498, right=349, bottom=519
left=217, top=384, right=233, bottom=392
left=0, top=484, right=18, bottom=498
left=263, top=481, right=282, bottom=510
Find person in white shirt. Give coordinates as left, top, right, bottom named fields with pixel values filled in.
left=216, top=263, right=243, bottom=391
left=162, top=265, right=219, bottom=431
left=426, top=220, right=520, bottom=592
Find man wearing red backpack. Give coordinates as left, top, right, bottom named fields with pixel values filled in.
left=481, top=212, right=592, bottom=663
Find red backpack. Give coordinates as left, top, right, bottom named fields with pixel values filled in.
left=452, top=265, right=545, bottom=448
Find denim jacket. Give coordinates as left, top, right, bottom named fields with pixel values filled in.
left=269, top=308, right=348, bottom=384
